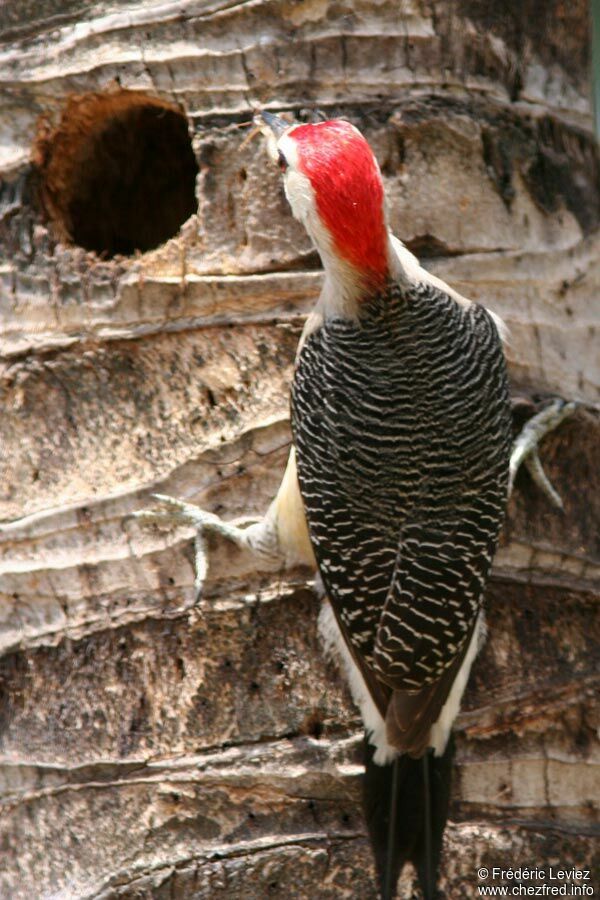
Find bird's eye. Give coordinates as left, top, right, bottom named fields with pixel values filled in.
left=278, top=150, right=289, bottom=172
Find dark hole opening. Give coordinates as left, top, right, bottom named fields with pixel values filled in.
left=34, top=90, right=199, bottom=257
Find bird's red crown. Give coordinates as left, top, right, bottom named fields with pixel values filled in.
left=289, top=120, right=389, bottom=286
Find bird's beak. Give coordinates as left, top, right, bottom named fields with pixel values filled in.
left=252, top=111, right=292, bottom=165
left=256, top=111, right=290, bottom=138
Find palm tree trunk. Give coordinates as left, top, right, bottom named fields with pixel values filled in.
left=0, top=1, right=598, bottom=897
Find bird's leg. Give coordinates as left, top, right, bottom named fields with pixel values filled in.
left=132, top=449, right=314, bottom=599
left=142, top=493, right=261, bottom=547
left=132, top=493, right=284, bottom=599
left=509, top=398, right=577, bottom=507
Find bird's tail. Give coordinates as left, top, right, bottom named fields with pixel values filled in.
left=362, top=733, right=455, bottom=900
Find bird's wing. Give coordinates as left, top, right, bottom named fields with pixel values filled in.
left=368, top=509, right=498, bottom=755
left=313, top=489, right=501, bottom=752
left=292, top=285, right=510, bottom=755
left=372, top=511, right=494, bottom=691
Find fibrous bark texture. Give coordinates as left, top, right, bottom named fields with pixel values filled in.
left=0, top=1, right=598, bottom=898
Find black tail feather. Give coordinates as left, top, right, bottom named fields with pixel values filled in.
left=363, top=734, right=455, bottom=900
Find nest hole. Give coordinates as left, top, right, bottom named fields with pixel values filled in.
left=34, top=90, right=198, bottom=257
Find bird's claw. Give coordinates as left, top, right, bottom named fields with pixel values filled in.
left=131, top=493, right=226, bottom=531
left=149, top=493, right=223, bottom=530
left=509, top=399, right=577, bottom=507
left=132, top=493, right=228, bottom=601
left=133, top=493, right=256, bottom=602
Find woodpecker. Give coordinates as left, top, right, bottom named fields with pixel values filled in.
left=264, top=112, right=511, bottom=900
left=139, top=112, right=572, bottom=899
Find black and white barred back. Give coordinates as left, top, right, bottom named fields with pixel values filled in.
left=291, top=280, right=511, bottom=700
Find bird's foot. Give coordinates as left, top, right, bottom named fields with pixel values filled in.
left=132, top=493, right=255, bottom=599
left=509, top=399, right=577, bottom=508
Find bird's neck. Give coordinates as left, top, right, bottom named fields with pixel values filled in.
left=316, top=233, right=396, bottom=319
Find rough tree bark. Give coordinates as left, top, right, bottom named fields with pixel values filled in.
left=0, top=1, right=598, bottom=898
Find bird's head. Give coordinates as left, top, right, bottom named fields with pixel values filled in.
left=258, top=112, right=390, bottom=303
